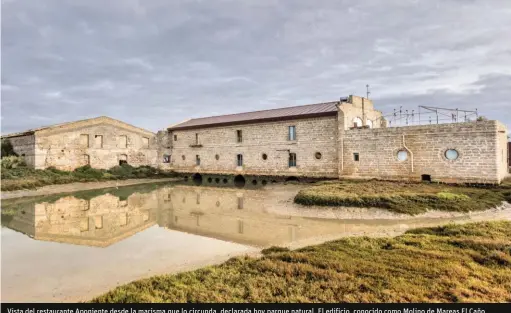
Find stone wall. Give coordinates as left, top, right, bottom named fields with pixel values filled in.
left=5, top=134, right=36, bottom=167
left=169, top=116, right=339, bottom=178
left=496, top=122, right=509, bottom=180
left=33, top=122, right=158, bottom=170
left=340, top=120, right=505, bottom=183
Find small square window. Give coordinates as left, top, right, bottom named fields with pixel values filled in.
left=353, top=153, right=360, bottom=162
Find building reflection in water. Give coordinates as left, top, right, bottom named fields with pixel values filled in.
left=1, top=184, right=474, bottom=248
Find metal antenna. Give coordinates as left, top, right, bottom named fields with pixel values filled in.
left=366, top=84, right=370, bottom=99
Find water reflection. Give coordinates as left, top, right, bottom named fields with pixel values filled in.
left=3, top=183, right=508, bottom=248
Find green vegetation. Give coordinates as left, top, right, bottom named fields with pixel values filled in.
left=92, top=221, right=511, bottom=303
left=294, top=180, right=511, bottom=215
left=1, top=164, right=177, bottom=191
left=1, top=139, right=18, bottom=157
left=1, top=155, right=26, bottom=169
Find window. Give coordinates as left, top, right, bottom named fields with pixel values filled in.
left=289, top=153, right=297, bottom=167
left=174, top=134, right=177, bottom=141
left=262, top=153, right=268, bottom=160
left=83, top=154, right=90, bottom=166
left=353, top=117, right=363, bottom=127
left=119, top=135, right=127, bottom=148
left=215, top=154, right=220, bottom=160
left=80, top=134, right=89, bottom=148
left=195, top=133, right=199, bottom=145
left=353, top=153, right=360, bottom=162
left=237, top=197, right=244, bottom=209
left=94, top=135, right=103, bottom=148
left=182, top=155, right=186, bottom=160
left=288, top=126, right=296, bottom=141
left=238, top=220, right=244, bottom=234
left=237, top=154, right=243, bottom=166
left=445, top=149, right=459, bottom=160
left=196, top=155, right=200, bottom=166
left=142, top=137, right=149, bottom=148
left=366, top=120, right=373, bottom=128
left=397, top=150, right=408, bottom=161
left=163, top=154, right=170, bottom=163
left=236, top=130, right=242, bottom=143
left=94, top=216, right=103, bottom=229
left=315, top=152, right=322, bottom=160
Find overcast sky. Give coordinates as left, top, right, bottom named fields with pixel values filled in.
left=2, top=0, right=511, bottom=134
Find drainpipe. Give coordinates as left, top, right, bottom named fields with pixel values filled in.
left=402, top=134, right=414, bottom=172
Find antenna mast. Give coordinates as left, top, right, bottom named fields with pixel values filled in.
left=366, top=84, right=370, bottom=99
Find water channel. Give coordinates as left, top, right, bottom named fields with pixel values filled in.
left=2, top=182, right=510, bottom=302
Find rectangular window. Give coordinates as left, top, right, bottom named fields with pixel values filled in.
left=237, top=197, right=244, bottom=210
left=142, top=137, right=149, bottom=148
left=119, top=135, right=127, bottom=148
left=236, top=130, right=242, bottom=143
left=196, top=155, right=200, bottom=166
left=94, top=135, right=103, bottom=148
left=288, top=126, right=296, bottom=141
left=80, top=134, right=89, bottom=148
left=174, top=134, right=177, bottom=141
left=238, top=220, right=244, bottom=234
left=289, top=153, right=297, bottom=167
left=353, top=153, right=360, bottom=162
left=195, top=133, right=199, bottom=145
left=237, top=154, right=243, bottom=166
left=163, top=154, right=171, bottom=163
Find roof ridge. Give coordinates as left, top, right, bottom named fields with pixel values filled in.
left=187, top=101, right=338, bottom=121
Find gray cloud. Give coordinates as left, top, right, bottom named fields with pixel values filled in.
left=2, top=0, right=511, bottom=134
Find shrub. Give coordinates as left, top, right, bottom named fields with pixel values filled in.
left=1, top=156, right=26, bottom=169
left=1, top=139, right=18, bottom=157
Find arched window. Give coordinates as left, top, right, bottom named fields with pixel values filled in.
left=366, top=120, right=373, bottom=128
left=353, top=117, right=363, bottom=127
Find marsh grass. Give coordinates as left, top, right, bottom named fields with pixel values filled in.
left=1, top=164, right=177, bottom=191
left=294, top=180, right=511, bottom=215
left=91, top=221, right=511, bottom=303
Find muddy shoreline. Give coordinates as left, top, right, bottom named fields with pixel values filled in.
left=0, top=177, right=181, bottom=200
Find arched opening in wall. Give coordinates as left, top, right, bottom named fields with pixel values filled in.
left=366, top=120, right=373, bottom=128
left=184, top=176, right=189, bottom=181
left=192, top=173, right=203, bottom=185
left=215, top=177, right=220, bottom=184
left=223, top=178, right=228, bottom=184
left=251, top=179, right=258, bottom=185
left=271, top=180, right=278, bottom=184
left=261, top=180, right=268, bottom=186
left=234, top=175, right=246, bottom=188
left=119, top=154, right=128, bottom=166
left=285, top=176, right=299, bottom=183
left=353, top=117, right=363, bottom=128
left=207, top=177, right=212, bottom=183
left=421, top=174, right=432, bottom=182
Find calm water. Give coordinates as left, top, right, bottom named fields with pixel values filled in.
left=2, top=182, right=510, bottom=302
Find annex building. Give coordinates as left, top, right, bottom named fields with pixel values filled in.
left=162, top=95, right=508, bottom=184
left=1, top=116, right=158, bottom=170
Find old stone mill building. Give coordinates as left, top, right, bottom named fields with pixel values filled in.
left=2, top=95, right=509, bottom=184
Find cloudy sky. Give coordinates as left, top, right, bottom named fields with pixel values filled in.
left=2, top=0, right=511, bottom=134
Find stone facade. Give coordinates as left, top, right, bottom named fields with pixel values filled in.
left=2, top=116, right=159, bottom=170
left=165, top=95, right=508, bottom=184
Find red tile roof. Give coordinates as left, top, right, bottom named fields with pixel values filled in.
left=168, top=101, right=339, bottom=130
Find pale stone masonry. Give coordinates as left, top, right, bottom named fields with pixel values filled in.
left=166, top=95, right=508, bottom=184
left=2, top=116, right=158, bottom=170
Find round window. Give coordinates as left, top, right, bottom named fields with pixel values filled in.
left=445, top=149, right=459, bottom=160
left=397, top=150, right=408, bottom=161
left=262, top=153, right=268, bottom=160
left=182, top=155, right=186, bottom=160
left=315, top=152, right=322, bottom=160
left=215, top=154, right=219, bottom=160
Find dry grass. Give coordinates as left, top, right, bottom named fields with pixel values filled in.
left=294, top=180, right=511, bottom=215
left=91, top=221, right=511, bottom=303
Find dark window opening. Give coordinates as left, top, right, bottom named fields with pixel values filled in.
left=234, top=175, right=245, bottom=188
left=421, top=174, right=432, bottom=182
left=237, top=196, right=244, bottom=209
left=119, top=160, right=128, bottom=166
left=262, top=153, right=268, bottom=160
left=215, top=154, right=219, bottom=160
left=262, top=180, right=268, bottom=185
left=192, top=173, right=202, bottom=185
left=174, top=134, right=177, bottom=141
left=215, top=177, right=220, bottom=183
left=288, top=126, right=296, bottom=141
left=196, top=155, right=200, bottom=166
left=315, top=152, right=322, bottom=160
left=252, top=179, right=258, bottom=185
left=163, top=154, right=170, bottom=163
left=237, top=154, right=243, bottom=166
left=195, top=133, right=199, bottom=145
left=223, top=178, right=228, bottom=184
left=207, top=177, right=212, bottom=183
left=289, top=153, right=297, bottom=167
left=236, top=130, right=242, bottom=143
left=353, top=153, right=360, bottom=162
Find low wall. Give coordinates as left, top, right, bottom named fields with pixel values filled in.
left=340, top=120, right=505, bottom=184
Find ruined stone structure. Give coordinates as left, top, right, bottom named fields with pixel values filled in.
left=1, top=116, right=158, bottom=170
left=164, top=95, right=509, bottom=184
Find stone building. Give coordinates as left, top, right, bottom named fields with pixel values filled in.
left=164, top=95, right=508, bottom=184
left=1, top=116, right=158, bottom=170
